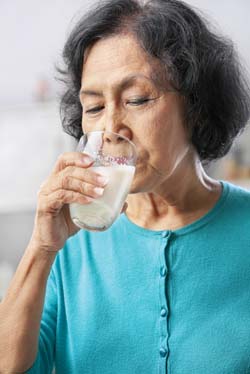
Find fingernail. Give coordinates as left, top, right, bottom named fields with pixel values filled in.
left=93, top=187, right=104, bottom=196
left=81, top=155, right=93, bottom=165
left=96, top=175, right=109, bottom=186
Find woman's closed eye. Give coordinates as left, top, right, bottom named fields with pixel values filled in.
left=126, top=97, right=156, bottom=106
left=85, top=105, right=104, bottom=114
left=84, top=97, right=157, bottom=115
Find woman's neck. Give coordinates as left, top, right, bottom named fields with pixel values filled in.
left=126, top=156, right=222, bottom=231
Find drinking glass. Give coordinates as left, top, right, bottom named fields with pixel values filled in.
left=69, top=131, right=137, bottom=231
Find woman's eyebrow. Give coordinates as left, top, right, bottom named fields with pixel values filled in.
left=119, top=74, right=153, bottom=90
left=79, top=74, right=153, bottom=98
left=79, top=89, right=103, bottom=97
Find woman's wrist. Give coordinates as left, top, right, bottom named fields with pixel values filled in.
left=26, top=239, right=58, bottom=264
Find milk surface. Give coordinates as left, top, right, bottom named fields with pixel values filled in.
left=70, top=164, right=135, bottom=231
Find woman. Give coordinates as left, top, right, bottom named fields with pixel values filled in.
left=1, top=0, right=250, bottom=373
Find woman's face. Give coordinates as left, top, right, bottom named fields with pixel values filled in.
left=80, top=34, right=190, bottom=193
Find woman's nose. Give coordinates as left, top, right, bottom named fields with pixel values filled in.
left=102, top=112, right=132, bottom=141
left=103, top=128, right=132, bottom=143
left=103, top=112, right=124, bottom=134
left=101, top=129, right=133, bottom=160
left=103, top=132, right=120, bottom=143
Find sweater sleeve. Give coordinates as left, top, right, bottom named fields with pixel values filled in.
left=26, top=267, right=57, bottom=374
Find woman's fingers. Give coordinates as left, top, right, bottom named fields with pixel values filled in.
left=59, top=177, right=105, bottom=199
left=52, top=152, right=94, bottom=174
left=63, top=166, right=109, bottom=188
left=40, top=167, right=108, bottom=198
left=38, top=189, right=94, bottom=215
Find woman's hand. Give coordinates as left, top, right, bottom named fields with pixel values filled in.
left=29, top=152, right=111, bottom=252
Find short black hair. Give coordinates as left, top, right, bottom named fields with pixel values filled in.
left=58, top=0, right=250, bottom=162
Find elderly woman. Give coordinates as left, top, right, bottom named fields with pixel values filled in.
left=1, top=0, right=250, bottom=373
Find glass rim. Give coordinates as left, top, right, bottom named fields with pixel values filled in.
left=80, top=130, right=137, bottom=155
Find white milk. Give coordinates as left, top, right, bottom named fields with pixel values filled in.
left=69, top=164, right=135, bottom=231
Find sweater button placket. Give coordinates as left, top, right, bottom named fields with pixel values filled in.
left=158, top=231, right=172, bottom=373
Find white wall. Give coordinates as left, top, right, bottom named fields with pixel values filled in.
left=0, top=0, right=93, bottom=106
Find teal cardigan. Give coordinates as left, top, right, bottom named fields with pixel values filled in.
left=28, top=181, right=250, bottom=373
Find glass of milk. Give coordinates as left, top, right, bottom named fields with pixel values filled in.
left=69, top=131, right=137, bottom=231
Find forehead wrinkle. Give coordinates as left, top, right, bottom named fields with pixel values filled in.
left=79, top=73, right=156, bottom=98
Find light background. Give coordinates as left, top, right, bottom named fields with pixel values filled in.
left=0, top=0, right=250, bottom=105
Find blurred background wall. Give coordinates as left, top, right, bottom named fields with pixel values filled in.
left=0, top=0, right=250, bottom=299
